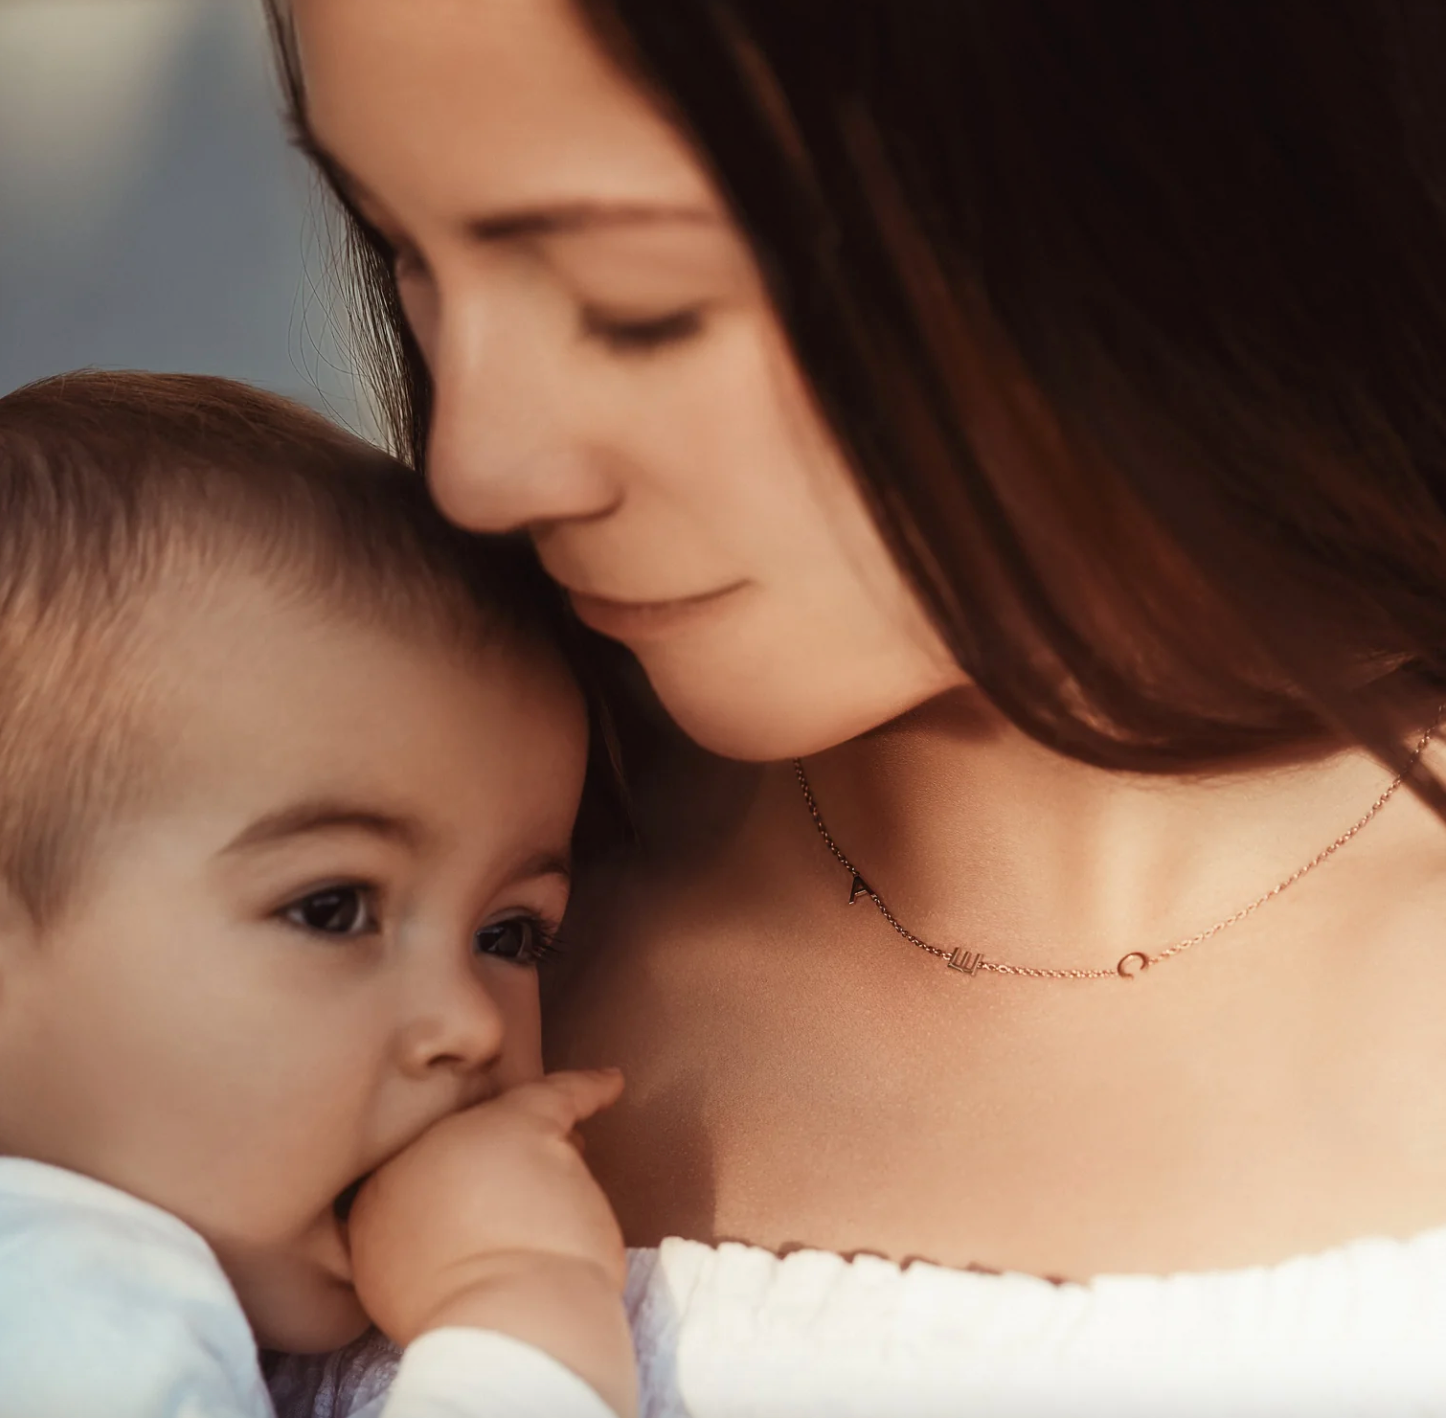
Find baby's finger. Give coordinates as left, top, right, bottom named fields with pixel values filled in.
left=501, top=1068, right=624, bottom=1133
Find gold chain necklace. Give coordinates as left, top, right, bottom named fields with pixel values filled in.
left=793, top=723, right=1437, bottom=982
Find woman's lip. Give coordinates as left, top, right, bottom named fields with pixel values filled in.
left=567, top=582, right=746, bottom=640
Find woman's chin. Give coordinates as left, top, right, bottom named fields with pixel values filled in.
left=641, top=656, right=962, bottom=762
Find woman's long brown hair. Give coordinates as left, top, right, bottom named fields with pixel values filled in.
left=267, top=1, right=1446, bottom=787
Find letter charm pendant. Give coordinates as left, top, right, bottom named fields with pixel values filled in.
left=947, top=948, right=986, bottom=976
left=847, top=873, right=872, bottom=905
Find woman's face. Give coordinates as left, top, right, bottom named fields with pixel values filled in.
left=294, top=0, right=963, bottom=760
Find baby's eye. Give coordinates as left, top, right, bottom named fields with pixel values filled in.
left=473, top=915, right=556, bottom=966
left=282, top=886, right=378, bottom=937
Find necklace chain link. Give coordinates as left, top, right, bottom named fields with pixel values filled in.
left=793, top=721, right=1438, bottom=982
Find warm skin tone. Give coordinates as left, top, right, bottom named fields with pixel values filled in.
left=294, top=0, right=1446, bottom=1281
left=0, top=572, right=635, bottom=1415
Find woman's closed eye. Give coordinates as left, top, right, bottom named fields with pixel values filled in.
left=581, top=304, right=706, bottom=354
left=281, top=884, right=379, bottom=938
left=473, top=913, right=560, bottom=966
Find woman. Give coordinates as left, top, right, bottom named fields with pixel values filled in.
left=270, top=1, right=1446, bottom=1411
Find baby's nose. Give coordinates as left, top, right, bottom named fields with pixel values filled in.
left=392, top=978, right=507, bottom=1081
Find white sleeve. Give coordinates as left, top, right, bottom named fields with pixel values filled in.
left=345, top=1329, right=616, bottom=1418
left=0, top=1159, right=272, bottom=1418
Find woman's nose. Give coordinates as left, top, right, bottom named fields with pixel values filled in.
left=423, top=294, right=621, bottom=535
left=393, top=971, right=508, bottom=1082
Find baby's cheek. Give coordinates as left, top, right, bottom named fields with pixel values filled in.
left=487, top=964, right=544, bottom=1088
left=225, top=1242, right=370, bottom=1353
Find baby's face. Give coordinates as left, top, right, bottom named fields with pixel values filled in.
left=0, top=577, right=588, bottom=1351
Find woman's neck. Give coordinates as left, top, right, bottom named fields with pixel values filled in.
left=798, top=688, right=1419, bottom=974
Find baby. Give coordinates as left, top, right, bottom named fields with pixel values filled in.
left=0, top=372, right=635, bottom=1418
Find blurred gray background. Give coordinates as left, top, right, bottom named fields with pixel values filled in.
left=0, top=0, right=375, bottom=437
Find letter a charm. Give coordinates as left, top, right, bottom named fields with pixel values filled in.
left=847, top=873, right=872, bottom=905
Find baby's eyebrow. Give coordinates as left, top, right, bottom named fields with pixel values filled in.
left=509, top=848, right=573, bottom=882
left=219, top=800, right=427, bottom=857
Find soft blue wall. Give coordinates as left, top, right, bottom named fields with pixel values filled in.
left=0, top=0, right=373, bottom=437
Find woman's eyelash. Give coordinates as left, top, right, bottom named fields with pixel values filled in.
left=581, top=306, right=706, bottom=354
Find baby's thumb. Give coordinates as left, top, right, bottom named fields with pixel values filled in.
left=507, top=1067, right=624, bottom=1133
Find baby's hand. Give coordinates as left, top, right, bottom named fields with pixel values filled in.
left=349, top=1069, right=634, bottom=1416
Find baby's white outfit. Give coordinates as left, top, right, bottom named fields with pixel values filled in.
left=0, top=1157, right=613, bottom=1418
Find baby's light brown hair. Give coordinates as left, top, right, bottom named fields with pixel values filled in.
left=0, top=370, right=557, bottom=928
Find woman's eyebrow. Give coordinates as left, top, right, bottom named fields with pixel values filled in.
left=465, top=203, right=718, bottom=244
left=293, top=133, right=715, bottom=243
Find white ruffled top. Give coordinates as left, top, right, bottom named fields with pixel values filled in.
left=287, top=1229, right=1446, bottom=1418
left=624, top=1231, right=1446, bottom=1417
